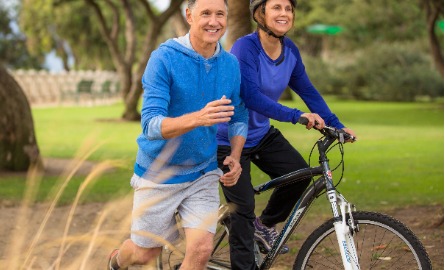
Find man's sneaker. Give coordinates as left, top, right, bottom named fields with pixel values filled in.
left=254, top=217, right=289, bottom=254
left=107, top=249, right=128, bottom=270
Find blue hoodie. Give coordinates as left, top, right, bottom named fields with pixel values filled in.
left=135, top=36, right=248, bottom=184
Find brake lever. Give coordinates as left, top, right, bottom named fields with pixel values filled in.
left=338, top=132, right=345, bottom=144
left=337, top=128, right=356, bottom=143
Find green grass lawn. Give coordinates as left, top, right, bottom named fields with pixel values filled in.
left=262, top=99, right=444, bottom=212
left=1, top=99, right=443, bottom=211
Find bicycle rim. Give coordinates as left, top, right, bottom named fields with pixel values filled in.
left=294, top=211, right=432, bottom=270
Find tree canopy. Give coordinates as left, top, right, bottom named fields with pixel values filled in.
left=0, top=2, right=41, bottom=69
left=5, top=0, right=443, bottom=107
left=20, top=0, right=184, bottom=120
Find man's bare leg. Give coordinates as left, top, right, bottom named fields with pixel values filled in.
left=180, top=228, right=214, bottom=270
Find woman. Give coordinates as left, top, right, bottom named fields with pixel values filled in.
left=216, top=0, right=356, bottom=269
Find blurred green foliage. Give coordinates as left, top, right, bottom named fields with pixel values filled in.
left=292, top=0, right=443, bottom=102
left=2, top=0, right=443, bottom=102
left=0, top=2, right=41, bottom=69
left=304, top=41, right=444, bottom=101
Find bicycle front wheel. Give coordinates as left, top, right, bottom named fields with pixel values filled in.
left=294, top=211, right=432, bottom=270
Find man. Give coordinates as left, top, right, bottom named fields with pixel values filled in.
left=107, top=0, right=248, bottom=269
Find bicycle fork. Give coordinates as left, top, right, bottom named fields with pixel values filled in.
left=327, top=190, right=361, bottom=270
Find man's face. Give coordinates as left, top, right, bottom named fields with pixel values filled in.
left=186, top=0, right=227, bottom=47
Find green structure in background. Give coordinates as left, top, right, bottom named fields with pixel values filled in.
left=305, top=24, right=344, bottom=60
left=306, top=24, right=344, bottom=35
left=436, top=19, right=444, bottom=32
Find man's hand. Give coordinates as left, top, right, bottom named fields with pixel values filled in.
left=195, top=96, right=234, bottom=126
left=220, top=156, right=242, bottom=187
left=160, top=96, right=234, bottom=139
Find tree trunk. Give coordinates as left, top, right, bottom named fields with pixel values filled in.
left=423, top=0, right=444, bottom=78
left=85, top=0, right=184, bottom=122
left=122, top=21, right=162, bottom=121
left=0, top=64, right=41, bottom=171
left=172, top=6, right=189, bottom=37
left=297, top=33, right=323, bottom=57
left=226, top=0, right=252, bottom=50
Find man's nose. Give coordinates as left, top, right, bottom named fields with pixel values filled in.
left=208, top=15, right=218, bottom=25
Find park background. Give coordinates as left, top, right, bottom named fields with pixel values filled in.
left=0, top=0, right=443, bottom=269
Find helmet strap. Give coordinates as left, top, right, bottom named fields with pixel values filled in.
left=256, top=22, right=285, bottom=42
left=254, top=3, right=285, bottom=42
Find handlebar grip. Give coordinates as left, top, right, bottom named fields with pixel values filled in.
left=298, top=117, right=319, bottom=128
left=341, top=130, right=356, bottom=142
left=336, top=128, right=356, bottom=142
left=299, top=117, right=356, bottom=142
left=298, top=117, right=309, bottom=125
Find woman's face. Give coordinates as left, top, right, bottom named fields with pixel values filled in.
left=263, top=0, right=294, bottom=36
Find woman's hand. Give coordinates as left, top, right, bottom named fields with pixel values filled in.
left=300, top=113, right=325, bottom=130
left=342, top=127, right=357, bottom=142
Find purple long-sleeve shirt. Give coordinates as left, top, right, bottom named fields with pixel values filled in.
left=217, top=32, right=344, bottom=148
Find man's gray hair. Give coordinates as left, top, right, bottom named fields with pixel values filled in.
left=188, top=0, right=229, bottom=10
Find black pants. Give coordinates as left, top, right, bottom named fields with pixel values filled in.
left=217, top=127, right=311, bottom=270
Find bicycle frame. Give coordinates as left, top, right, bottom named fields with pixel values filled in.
left=253, top=133, right=360, bottom=270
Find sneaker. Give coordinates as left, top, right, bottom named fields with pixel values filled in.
left=107, top=249, right=128, bottom=270
left=254, top=217, right=289, bottom=254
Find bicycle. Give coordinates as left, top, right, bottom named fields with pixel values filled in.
left=158, top=117, right=432, bottom=270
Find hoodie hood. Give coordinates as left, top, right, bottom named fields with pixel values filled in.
left=161, top=33, right=222, bottom=60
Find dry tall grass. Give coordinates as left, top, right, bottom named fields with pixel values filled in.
left=1, top=138, right=194, bottom=270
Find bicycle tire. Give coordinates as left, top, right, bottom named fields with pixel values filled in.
left=158, top=217, right=231, bottom=270
left=294, top=211, right=432, bottom=270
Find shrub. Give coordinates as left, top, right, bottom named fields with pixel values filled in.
left=302, top=42, right=443, bottom=102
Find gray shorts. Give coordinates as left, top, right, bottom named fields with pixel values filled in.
left=130, top=169, right=222, bottom=248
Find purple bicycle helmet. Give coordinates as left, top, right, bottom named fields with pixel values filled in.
left=250, top=0, right=297, bottom=17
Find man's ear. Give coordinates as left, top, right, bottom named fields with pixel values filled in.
left=185, top=8, right=193, bottom=25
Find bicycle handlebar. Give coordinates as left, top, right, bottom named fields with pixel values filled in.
left=298, top=117, right=356, bottom=143
left=253, top=117, right=354, bottom=194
